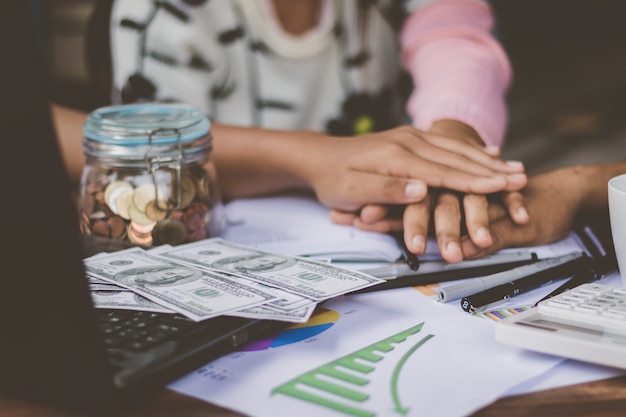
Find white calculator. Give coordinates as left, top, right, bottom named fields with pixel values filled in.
left=495, top=283, right=626, bottom=369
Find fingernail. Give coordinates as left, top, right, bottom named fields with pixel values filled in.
left=505, top=160, right=524, bottom=170
left=517, top=206, right=529, bottom=221
left=506, top=173, right=527, bottom=185
left=405, top=181, right=426, bottom=199
left=507, top=173, right=527, bottom=180
left=411, top=235, right=425, bottom=252
left=485, top=176, right=507, bottom=185
left=476, top=227, right=490, bottom=240
left=446, top=241, right=461, bottom=254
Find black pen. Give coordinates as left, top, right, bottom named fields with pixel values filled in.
left=460, top=254, right=592, bottom=313
left=350, top=254, right=538, bottom=295
left=393, top=232, right=420, bottom=271
left=533, top=253, right=618, bottom=306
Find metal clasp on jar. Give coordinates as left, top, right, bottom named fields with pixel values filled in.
left=145, top=127, right=186, bottom=211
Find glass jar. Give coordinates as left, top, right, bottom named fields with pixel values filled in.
left=78, top=103, right=225, bottom=247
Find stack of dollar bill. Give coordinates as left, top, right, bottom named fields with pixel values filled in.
left=84, top=238, right=385, bottom=323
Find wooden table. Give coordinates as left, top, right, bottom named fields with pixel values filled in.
left=2, top=374, right=626, bottom=417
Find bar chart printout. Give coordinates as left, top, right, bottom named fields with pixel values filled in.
left=272, top=323, right=434, bottom=417
left=169, top=287, right=566, bottom=417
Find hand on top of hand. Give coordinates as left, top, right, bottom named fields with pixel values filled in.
left=306, top=123, right=526, bottom=213
left=460, top=165, right=593, bottom=259
left=328, top=120, right=530, bottom=263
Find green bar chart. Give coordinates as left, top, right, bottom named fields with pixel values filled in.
left=272, top=322, right=435, bottom=417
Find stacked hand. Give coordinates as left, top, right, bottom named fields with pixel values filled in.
left=329, top=120, right=529, bottom=262
left=461, top=163, right=619, bottom=258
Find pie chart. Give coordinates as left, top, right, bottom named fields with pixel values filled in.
left=240, top=307, right=339, bottom=351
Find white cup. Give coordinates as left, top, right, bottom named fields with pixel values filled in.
left=608, top=173, right=626, bottom=287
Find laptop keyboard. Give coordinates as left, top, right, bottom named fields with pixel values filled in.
left=97, top=310, right=196, bottom=364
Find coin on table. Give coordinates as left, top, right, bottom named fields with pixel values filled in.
left=104, top=180, right=134, bottom=215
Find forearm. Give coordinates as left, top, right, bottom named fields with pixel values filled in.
left=212, top=123, right=526, bottom=209
left=211, top=124, right=324, bottom=201
left=50, top=103, right=88, bottom=186
left=401, top=0, right=512, bottom=146
left=428, top=119, right=486, bottom=147
left=576, top=161, right=626, bottom=213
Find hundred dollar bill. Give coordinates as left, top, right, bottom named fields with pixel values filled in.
left=204, top=270, right=319, bottom=313
left=83, top=248, right=277, bottom=321
left=88, top=274, right=125, bottom=290
left=227, top=303, right=316, bottom=323
left=90, top=289, right=175, bottom=313
left=150, top=238, right=385, bottom=301
left=88, top=275, right=114, bottom=284
left=90, top=282, right=126, bottom=291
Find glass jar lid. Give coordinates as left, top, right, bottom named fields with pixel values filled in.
left=84, top=103, right=210, bottom=145
left=83, top=103, right=212, bottom=164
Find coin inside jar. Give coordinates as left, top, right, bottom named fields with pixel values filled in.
left=129, top=202, right=155, bottom=226
left=132, top=183, right=158, bottom=213
left=152, top=218, right=189, bottom=246
left=145, top=200, right=168, bottom=221
left=115, top=189, right=135, bottom=220
left=104, top=180, right=133, bottom=215
left=108, top=215, right=126, bottom=239
left=177, top=175, right=196, bottom=208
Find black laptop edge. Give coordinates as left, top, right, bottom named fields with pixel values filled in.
left=0, top=3, right=285, bottom=413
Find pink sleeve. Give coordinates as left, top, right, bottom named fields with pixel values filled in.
left=401, top=0, right=512, bottom=147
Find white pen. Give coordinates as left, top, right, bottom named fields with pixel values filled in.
left=362, top=251, right=536, bottom=280
left=436, top=251, right=584, bottom=303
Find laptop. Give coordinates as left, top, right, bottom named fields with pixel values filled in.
left=0, top=3, right=284, bottom=412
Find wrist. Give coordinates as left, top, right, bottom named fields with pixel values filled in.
left=428, top=119, right=485, bottom=147
left=561, top=164, right=606, bottom=214
left=582, top=162, right=626, bottom=211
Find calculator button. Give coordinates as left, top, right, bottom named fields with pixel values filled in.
left=546, top=298, right=576, bottom=309
left=603, top=310, right=626, bottom=320
left=574, top=303, right=604, bottom=313
left=613, top=288, right=626, bottom=296
left=577, top=284, right=609, bottom=295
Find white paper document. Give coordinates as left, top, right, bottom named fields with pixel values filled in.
left=222, top=193, right=405, bottom=262
left=169, top=288, right=563, bottom=417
